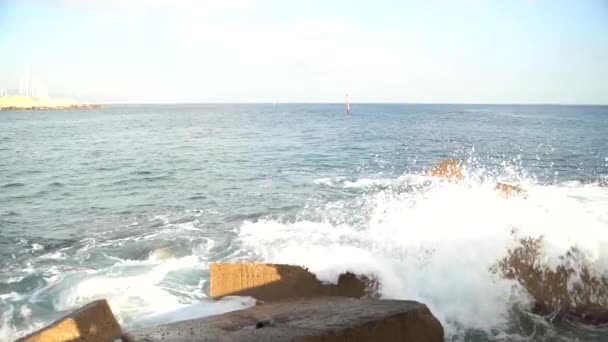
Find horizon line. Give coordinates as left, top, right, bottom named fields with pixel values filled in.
left=87, top=101, right=608, bottom=107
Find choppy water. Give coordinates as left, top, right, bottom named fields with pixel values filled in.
left=1, top=104, right=607, bottom=341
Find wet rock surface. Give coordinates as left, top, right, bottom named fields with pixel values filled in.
left=425, top=159, right=464, bottom=181
left=496, top=237, right=608, bottom=324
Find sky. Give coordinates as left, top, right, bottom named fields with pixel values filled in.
left=0, top=0, right=607, bottom=104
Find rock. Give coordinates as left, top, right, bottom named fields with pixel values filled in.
left=425, top=159, right=464, bottom=181
left=495, top=237, right=608, bottom=324
left=494, top=183, right=527, bottom=198
left=124, top=296, right=444, bottom=342
left=16, top=299, right=122, bottom=342
left=210, top=263, right=377, bottom=301
left=425, top=160, right=529, bottom=198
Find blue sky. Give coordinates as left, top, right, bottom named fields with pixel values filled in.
left=0, top=0, right=607, bottom=104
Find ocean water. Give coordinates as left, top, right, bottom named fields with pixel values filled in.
left=0, top=103, right=607, bottom=341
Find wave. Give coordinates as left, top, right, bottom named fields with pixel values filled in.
left=1, top=182, right=25, bottom=188
left=314, top=174, right=432, bottom=190
left=2, top=163, right=607, bottom=341
left=0, top=216, right=225, bottom=340
left=239, top=173, right=608, bottom=340
left=0, top=253, right=215, bottom=340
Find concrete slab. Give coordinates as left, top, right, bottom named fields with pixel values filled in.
left=16, top=299, right=122, bottom=342
left=124, top=296, right=444, bottom=342
left=210, top=263, right=375, bottom=301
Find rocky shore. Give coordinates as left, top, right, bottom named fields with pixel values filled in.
left=13, top=160, right=608, bottom=341
left=429, top=159, right=608, bottom=324
left=16, top=263, right=444, bottom=342
left=124, top=297, right=443, bottom=342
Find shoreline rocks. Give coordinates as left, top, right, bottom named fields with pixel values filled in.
left=124, top=296, right=444, bottom=342
left=494, top=182, right=527, bottom=198
left=17, top=263, right=444, bottom=341
left=495, top=237, right=608, bottom=324
left=425, top=159, right=464, bottom=181
left=15, top=299, right=121, bottom=342
left=210, top=263, right=377, bottom=301
left=427, top=159, right=528, bottom=197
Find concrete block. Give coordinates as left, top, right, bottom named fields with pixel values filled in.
left=125, top=296, right=444, bottom=342
left=210, top=263, right=374, bottom=301
left=16, top=299, right=122, bottom=342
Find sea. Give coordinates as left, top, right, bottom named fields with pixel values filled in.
left=0, top=104, right=607, bottom=341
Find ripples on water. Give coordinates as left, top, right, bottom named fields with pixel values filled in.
left=0, top=104, right=607, bottom=341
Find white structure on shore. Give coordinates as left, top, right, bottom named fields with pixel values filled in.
left=18, top=68, right=49, bottom=100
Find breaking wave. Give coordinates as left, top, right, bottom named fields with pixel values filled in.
left=2, top=165, right=607, bottom=341
left=240, top=171, right=608, bottom=340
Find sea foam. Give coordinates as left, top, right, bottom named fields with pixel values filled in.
left=238, top=174, right=608, bottom=339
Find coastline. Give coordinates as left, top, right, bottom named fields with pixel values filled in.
left=0, top=104, right=106, bottom=111
left=0, top=96, right=106, bottom=111
left=16, top=263, right=445, bottom=342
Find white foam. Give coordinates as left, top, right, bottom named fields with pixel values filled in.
left=0, top=292, right=27, bottom=301
left=0, top=305, right=16, bottom=342
left=314, top=176, right=346, bottom=187
left=0, top=303, right=45, bottom=342
left=31, top=243, right=45, bottom=252
left=19, top=305, right=32, bottom=320
left=315, top=174, right=429, bottom=189
left=4, top=230, right=228, bottom=339
left=238, top=177, right=608, bottom=339
left=51, top=255, right=202, bottom=324
left=39, top=251, right=65, bottom=260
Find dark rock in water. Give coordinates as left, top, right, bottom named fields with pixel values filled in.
left=425, top=159, right=464, bottom=181
left=496, top=237, right=608, bottom=324
left=124, top=296, right=444, bottom=342
left=426, top=160, right=530, bottom=198
left=494, top=183, right=528, bottom=198
left=210, top=263, right=378, bottom=301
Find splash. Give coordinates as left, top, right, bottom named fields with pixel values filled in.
left=0, top=233, right=240, bottom=340
left=2, top=160, right=607, bottom=341
left=238, top=167, right=608, bottom=340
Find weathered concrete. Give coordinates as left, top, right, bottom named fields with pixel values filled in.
left=16, top=299, right=122, bottom=342
left=124, top=296, right=444, bottom=342
left=210, top=263, right=376, bottom=301
left=496, top=237, right=608, bottom=324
